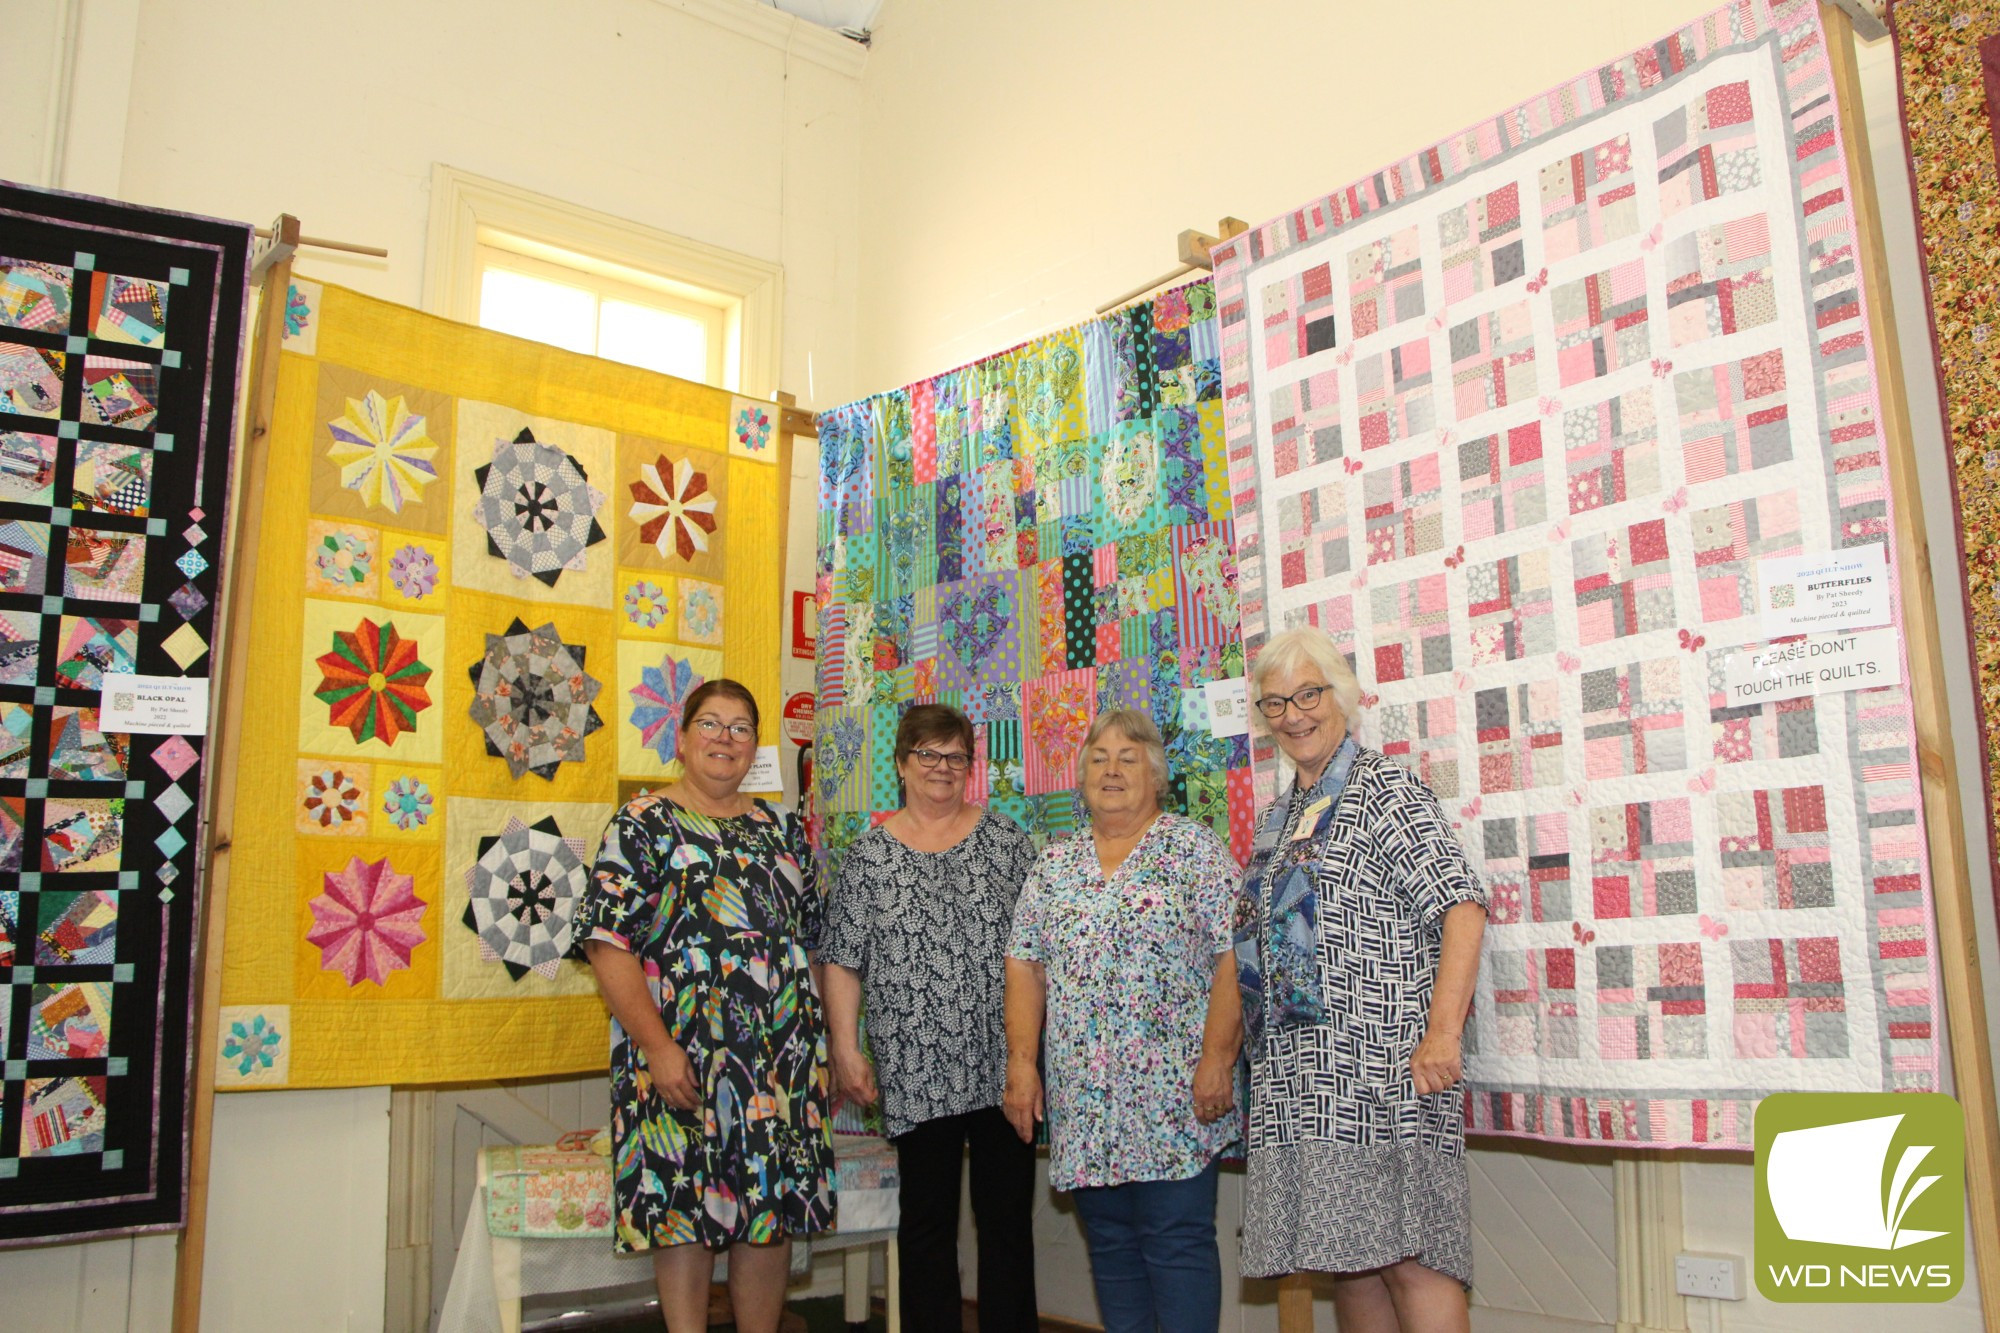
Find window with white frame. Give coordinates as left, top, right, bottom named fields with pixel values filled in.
left=475, top=234, right=729, bottom=384
left=424, top=165, right=784, bottom=398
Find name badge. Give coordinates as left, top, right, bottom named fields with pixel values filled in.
left=1291, top=797, right=1331, bottom=839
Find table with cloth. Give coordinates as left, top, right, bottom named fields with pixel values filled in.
left=439, top=1133, right=902, bottom=1333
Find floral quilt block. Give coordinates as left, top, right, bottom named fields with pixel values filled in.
left=1276, top=480, right=1348, bottom=589
left=1369, top=573, right=1452, bottom=683
left=1377, top=693, right=1460, bottom=798
left=1474, top=679, right=1564, bottom=793
left=1354, top=338, right=1435, bottom=450
left=1458, top=421, right=1548, bottom=540
left=1266, top=369, right=1342, bottom=477
left=1572, top=519, right=1675, bottom=645
left=1259, top=262, right=1338, bottom=369
left=1539, top=133, right=1639, bottom=261
left=1674, top=350, right=1790, bottom=483
left=1551, top=259, right=1651, bottom=386
left=1580, top=656, right=1686, bottom=779
left=1347, top=225, right=1426, bottom=337
left=1362, top=456, right=1444, bottom=565
left=1448, top=302, right=1538, bottom=419
left=1563, top=387, right=1661, bottom=517
left=1438, top=183, right=1526, bottom=301
left=1731, top=936, right=1848, bottom=1060
left=1589, top=797, right=1697, bottom=919
left=1665, top=213, right=1777, bottom=344
left=1597, top=941, right=1708, bottom=1060
left=1689, top=489, right=1802, bottom=623
left=1715, top=785, right=1831, bottom=911
left=1489, top=945, right=1580, bottom=1058
left=1023, top=666, right=1096, bottom=796
left=1478, top=811, right=1572, bottom=925
left=1655, top=80, right=1761, bottom=218
left=1465, top=549, right=1555, bottom=664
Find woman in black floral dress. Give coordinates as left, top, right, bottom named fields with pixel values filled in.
left=578, top=679, right=834, bottom=1333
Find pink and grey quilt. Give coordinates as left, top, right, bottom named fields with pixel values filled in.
left=1211, top=0, right=1939, bottom=1146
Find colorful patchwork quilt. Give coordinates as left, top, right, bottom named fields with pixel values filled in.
left=0, top=184, right=249, bottom=1242
left=812, top=283, right=1250, bottom=881
left=1212, top=0, right=1939, bottom=1146
left=220, top=282, right=783, bottom=1087
left=1892, top=0, right=2000, bottom=923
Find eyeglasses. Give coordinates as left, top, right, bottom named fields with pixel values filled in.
left=691, top=717, right=757, bottom=742
left=1255, top=685, right=1329, bottom=719
left=907, top=748, right=971, bottom=772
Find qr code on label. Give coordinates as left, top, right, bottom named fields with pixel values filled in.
left=112, top=692, right=135, bottom=711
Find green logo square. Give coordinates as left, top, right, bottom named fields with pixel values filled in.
left=1755, top=1092, right=1965, bottom=1302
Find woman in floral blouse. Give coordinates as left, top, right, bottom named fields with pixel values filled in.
left=1003, top=708, right=1241, bottom=1333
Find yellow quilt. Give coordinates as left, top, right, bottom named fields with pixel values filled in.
left=217, top=280, right=782, bottom=1088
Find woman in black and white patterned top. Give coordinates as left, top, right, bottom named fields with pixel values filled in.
left=821, top=704, right=1039, bottom=1333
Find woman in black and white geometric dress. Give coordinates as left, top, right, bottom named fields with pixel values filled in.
left=1235, top=627, right=1488, bottom=1333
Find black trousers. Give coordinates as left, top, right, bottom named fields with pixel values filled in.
left=889, top=1106, right=1039, bottom=1333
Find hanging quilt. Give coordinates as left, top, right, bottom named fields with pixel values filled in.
left=813, top=282, right=1249, bottom=883
left=1891, top=0, right=2000, bottom=922
left=0, top=183, right=248, bottom=1243
left=220, top=282, right=782, bottom=1087
left=1211, top=0, right=1939, bottom=1147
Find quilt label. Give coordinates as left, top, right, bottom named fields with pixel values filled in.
left=98, top=672, right=210, bottom=735
left=743, top=744, right=784, bottom=793
left=1756, top=546, right=1891, bottom=636
left=1204, top=677, right=1252, bottom=738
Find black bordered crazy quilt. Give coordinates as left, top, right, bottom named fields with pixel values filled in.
left=0, top=181, right=249, bottom=1243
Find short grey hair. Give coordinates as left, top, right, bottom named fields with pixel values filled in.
left=1080, top=708, right=1170, bottom=798
left=1248, top=627, right=1364, bottom=725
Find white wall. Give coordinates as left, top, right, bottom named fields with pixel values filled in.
left=849, top=2, right=2000, bottom=1330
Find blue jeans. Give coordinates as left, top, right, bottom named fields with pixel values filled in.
left=1070, top=1159, right=1222, bottom=1333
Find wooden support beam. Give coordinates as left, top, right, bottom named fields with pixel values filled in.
left=1824, top=6, right=2000, bottom=1324
left=170, top=246, right=292, bottom=1333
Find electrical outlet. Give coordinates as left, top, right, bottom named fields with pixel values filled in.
left=1675, top=1251, right=1746, bottom=1300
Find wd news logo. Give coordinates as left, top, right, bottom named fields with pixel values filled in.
left=1754, top=1093, right=1965, bottom=1302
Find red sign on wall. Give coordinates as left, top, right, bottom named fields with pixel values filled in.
left=791, top=590, right=817, bottom=660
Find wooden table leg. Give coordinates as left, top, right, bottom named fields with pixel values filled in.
left=885, top=1238, right=901, bottom=1333
left=843, top=1249, right=871, bottom=1325
left=1277, top=1272, right=1314, bottom=1333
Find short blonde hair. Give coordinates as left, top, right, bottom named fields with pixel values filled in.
left=1248, top=627, right=1363, bottom=725
left=1080, top=708, right=1170, bottom=798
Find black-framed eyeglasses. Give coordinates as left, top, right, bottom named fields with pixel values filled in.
left=908, top=748, right=971, bottom=772
left=691, top=717, right=757, bottom=741
left=1255, top=685, right=1329, bottom=719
